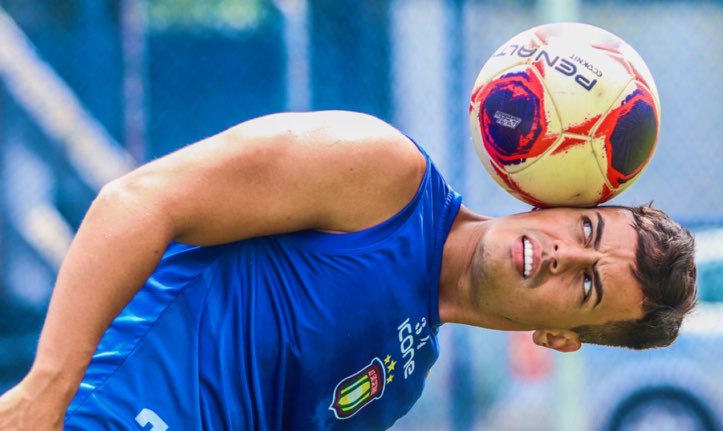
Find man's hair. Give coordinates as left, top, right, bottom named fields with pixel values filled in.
left=571, top=204, right=697, bottom=350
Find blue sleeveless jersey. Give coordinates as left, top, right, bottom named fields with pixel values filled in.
left=65, top=148, right=462, bottom=430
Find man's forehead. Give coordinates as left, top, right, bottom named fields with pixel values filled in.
left=597, top=209, right=639, bottom=250
left=597, top=208, right=644, bottom=316
left=599, top=207, right=638, bottom=236
left=598, top=263, right=646, bottom=319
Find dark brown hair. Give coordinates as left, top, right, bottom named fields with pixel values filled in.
left=572, top=204, right=697, bottom=350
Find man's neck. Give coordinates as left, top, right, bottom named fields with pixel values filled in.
left=438, top=206, right=486, bottom=324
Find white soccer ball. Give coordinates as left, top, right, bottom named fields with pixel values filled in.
left=469, top=22, right=660, bottom=207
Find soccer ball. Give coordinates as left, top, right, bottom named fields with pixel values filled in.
left=469, top=22, right=660, bottom=207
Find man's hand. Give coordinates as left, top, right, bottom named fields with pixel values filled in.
left=0, top=376, right=69, bottom=431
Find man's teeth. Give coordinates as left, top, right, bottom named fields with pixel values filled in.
left=523, top=237, right=532, bottom=278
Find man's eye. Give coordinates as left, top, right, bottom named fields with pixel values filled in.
left=583, top=217, right=593, bottom=243
left=583, top=274, right=593, bottom=302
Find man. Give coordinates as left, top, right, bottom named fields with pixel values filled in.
left=0, top=111, right=696, bottom=430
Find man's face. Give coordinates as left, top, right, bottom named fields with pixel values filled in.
left=470, top=207, right=645, bottom=335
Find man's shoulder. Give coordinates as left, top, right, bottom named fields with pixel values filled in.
left=266, top=111, right=429, bottom=233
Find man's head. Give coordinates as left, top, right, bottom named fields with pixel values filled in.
left=570, top=204, right=697, bottom=349
left=466, top=204, right=696, bottom=351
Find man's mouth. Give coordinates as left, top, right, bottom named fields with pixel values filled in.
left=523, top=236, right=533, bottom=278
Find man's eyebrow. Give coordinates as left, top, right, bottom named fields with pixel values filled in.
left=593, top=211, right=605, bottom=307
left=594, top=212, right=604, bottom=251
left=593, top=267, right=604, bottom=308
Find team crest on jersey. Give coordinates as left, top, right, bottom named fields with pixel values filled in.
left=329, top=355, right=398, bottom=420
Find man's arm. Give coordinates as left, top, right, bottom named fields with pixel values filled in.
left=0, top=111, right=426, bottom=429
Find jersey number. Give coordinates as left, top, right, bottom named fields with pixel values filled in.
left=135, top=408, right=169, bottom=431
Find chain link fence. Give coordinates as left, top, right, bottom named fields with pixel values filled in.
left=1, top=0, right=721, bottom=429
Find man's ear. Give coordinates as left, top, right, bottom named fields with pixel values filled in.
left=532, top=329, right=581, bottom=353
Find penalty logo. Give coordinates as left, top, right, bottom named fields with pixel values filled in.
left=329, top=355, right=398, bottom=420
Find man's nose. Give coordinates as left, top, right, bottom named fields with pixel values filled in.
left=548, top=242, right=596, bottom=274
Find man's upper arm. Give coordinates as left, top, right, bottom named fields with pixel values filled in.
left=110, top=111, right=427, bottom=246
